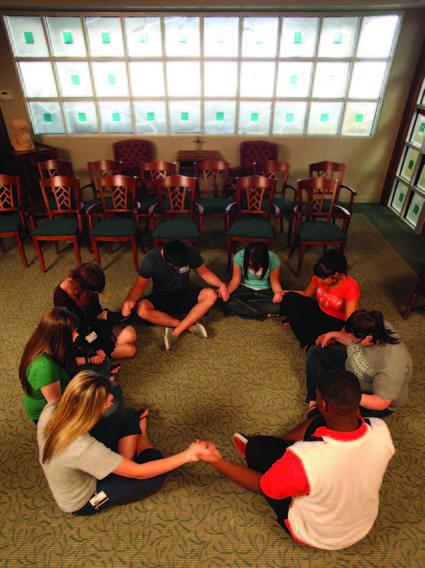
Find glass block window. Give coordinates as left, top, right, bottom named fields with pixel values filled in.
left=4, top=12, right=401, bottom=136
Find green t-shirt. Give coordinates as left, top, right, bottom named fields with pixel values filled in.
left=23, top=354, right=69, bottom=421
left=234, top=249, right=281, bottom=290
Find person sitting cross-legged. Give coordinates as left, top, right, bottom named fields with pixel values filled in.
left=123, top=239, right=229, bottom=351
left=199, top=369, right=395, bottom=551
left=306, top=309, right=412, bottom=419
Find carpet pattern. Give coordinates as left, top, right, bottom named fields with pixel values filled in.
left=0, top=213, right=424, bottom=567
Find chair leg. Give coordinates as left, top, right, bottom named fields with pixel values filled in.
left=289, top=236, right=297, bottom=258
left=297, top=243, right=305, bottom=277
left=72, top=238, right=82, bottom=266
left=0, top=238, right=4, bottom=252
left=54, top=241, right=60, bottom=255
left=287, top=218, right=293, bottom=248
left=16, top=233, right=28, bottom=267
left=403, top=290, right=417, bottom=319
left=226, top=238, right=233, bottom=273
left=91, top=238, right=101, bottom=265
left=32, top=238, right=46, bottom=273
left=131, top=239, right=139, bottom=272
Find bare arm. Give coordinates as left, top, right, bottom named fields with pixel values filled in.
left=270, top=266, right=284, bottom=302
left=360, top=394, right=392, bottom=410
left=40, top=381, right=62, bottom=403
left=195, top=264, right=229, bottom=301
left=316, top=328, right=353, bottom=347
left=285, top=280, right=317, bottom=297
left=205, top=457, right=263, bottom=494
left=122, top=276, right=149, bottom=315
left=227, top=264, right=242, bottom=295
left=345, top=298, right=359, bottom=320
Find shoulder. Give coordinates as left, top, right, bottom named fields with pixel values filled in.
left=28, top=353, right=56, bottom=372
left=187, top=246, right=204, bottom=267
left=233, top=249, right=244, bottom=265
left=268, top=251, right=281, bottom=267
left=344, top=275, right=360, bottom=290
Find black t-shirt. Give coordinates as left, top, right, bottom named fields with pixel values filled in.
left=139, top=247, right=204, bottom=292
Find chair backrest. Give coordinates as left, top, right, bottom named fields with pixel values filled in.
left=113, top=139, right=154, bottom=177
left=0, top=174, right=22, bottom=213
left=297, top=177, right=339, bottom=222
left=97, top=175, right=137, bottom=214
left=308, top=161, right=345, bottom=186
left=155, top=175, right=197, bottom=219
left=38, top=176, right=81, bottom=217
left=240, top=141, right=278, bottom=172
left=140, top=161, right=177, bottom=196
left=236, top=175, right=276, bottom=217
left=254, top=161, right=289, bottom=195
left=37, top=159, right=74, bottom=179
left=194, top=160, right=230, bottom=198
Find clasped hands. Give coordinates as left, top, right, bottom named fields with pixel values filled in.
left=187, top=440, right=222, bottom=463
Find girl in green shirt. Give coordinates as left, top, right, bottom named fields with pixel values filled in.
left=19, top=308, right=79, bottom=422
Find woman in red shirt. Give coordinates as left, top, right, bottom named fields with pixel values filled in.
left=281, top=249, right=360, bottom=348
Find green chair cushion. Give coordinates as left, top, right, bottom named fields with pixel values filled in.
left=31, top=218, right=78, bottom=237
left=299, top=221, right=347, bottom=242
left=90, top=217, right=137, bottom=237
left=0, top=212, right=21, bottom=233
left=138, top=197, right=158, bottom=213
left=197, top=197, right=231, bottom=213
left=273, top=198, right=294, bottom=215
left=227, top=218, right=274, bottom=239
left=152, top=219, right=199, bottom=240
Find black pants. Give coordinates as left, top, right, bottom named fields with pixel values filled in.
left=226, top=285, right=280, bottom=320
left=74, top=408, right=167, bottom=516
left=306, top=345, right=393, bottom=418
left=281, top=292, right=344, bottom=347
left=246, top=436, right=294, bottom=530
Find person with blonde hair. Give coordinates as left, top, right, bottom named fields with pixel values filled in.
left=19, top=307, right=79, bottom=423
left=37, top=370, right=217, bottom=515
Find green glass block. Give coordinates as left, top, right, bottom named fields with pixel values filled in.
left=333, top=32, right=343, bottom=44
left=398, top=192, right=404, bottom=202
left=285, top=113, right=294, bottom=123
left=255, top=39, right=264, bottom=45
left=320, top=113, right=329, bottom=123
left=215, top=112, right=224, bottom=121
left=250, top=112, right=259, bottom=122
left=146, top=112, right=155, bottom=121
left=420, top=123, right=425, bottom=133
left=112, top=112, right=121, bottom=122
left=294, top=32, right=303, bottom=44
left=140, top=33, right=149, bottom=43
left=63, top=31, right=73, bottom=44
left=24, top=32, right=34, bottom=44
left=101, top=32, right=111, bottom=44
left=179, top=36, right=187, bottom=44
left=107, top=74, right=116, bottom=86
left=71, top=75, right=80, bottom=86
left=181, top=112, right=189, bottom=121
left=43, top=113, right=52, bottom=123
left=413, top=204, right=420, bottom=215
left=407, top=160, right=414, bottom=170
left=354, top=114, right=364, bottom=123
left=77, top=112, right=87, bottom=122
left=289, top=74, right=297, bottom=86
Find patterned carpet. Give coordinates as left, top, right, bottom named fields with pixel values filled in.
left=0, top=213, right=424, bottom=567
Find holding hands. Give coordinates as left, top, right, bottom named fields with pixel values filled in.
left=187, top=440, right=222, bottom=463
left=122, top=300, right=136, bottom=317
left=217, top=283, right=230, bottom=303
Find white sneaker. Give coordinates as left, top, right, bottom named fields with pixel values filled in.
left=232, top=433, right=248, bottom=457
left=164, top=327, right=178, bottom=351
left=189, top=322, right=208, bottom=339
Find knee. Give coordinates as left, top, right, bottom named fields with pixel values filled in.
left=201, top=288, right=218, bottom=306
left=127, top=344, right=137, bottom=358
left=125, top=325, right=137, bottom=343
left=137, top=300, right=151, bottom=320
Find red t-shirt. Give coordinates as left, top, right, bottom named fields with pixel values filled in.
left=312, top=274, right=360, bottom=320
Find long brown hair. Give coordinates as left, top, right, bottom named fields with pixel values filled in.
left=42, top=370, right=111, bottom=464
left=19, top=308, right=79, bottom=396
left=69, top=262, right=105, bottom=307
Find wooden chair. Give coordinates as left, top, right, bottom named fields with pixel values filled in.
left=403, top=271, right=425, bottom=319
left=0, top=174, right=28, bottom=267
left=308, top=161, right=357, bottom=212
left=194, top=160, right=231, bottom=232
left=254, top=160, right=297, bottom=244
left=34, top=159, right=75, bottom=213
left=30, top=176, right=82, bottom=273
left=89, top=175, right=140, bottom=271
left=139, top=161, right=176, bottom=231
left=152, top=175, right=199, bottom=248
left=226, top=175, right=276, bottom=271
left=229, top=141, right=279, bottom=181
left=289, top=177, right=352, bottom=276
left=113, top=139, right=154, bottom=177
left=84, top=160, right=123, bottom=215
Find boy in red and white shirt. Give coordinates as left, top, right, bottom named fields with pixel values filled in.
left=199, top=370, right=394, bottom=550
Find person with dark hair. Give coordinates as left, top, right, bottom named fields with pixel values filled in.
left=224, top=242, right=284, bottom=320
left=19, top=308, right=79, bottom=422
left=37, top=370, right=218, bottom=515
left=198, top=369, right=395, bottom=550
left=123, top=240, right=229, bottom=351
left=305, top=309, right=412, bottom=417
left=54, top=262, right=137, bottom=360
left=281, top=248, right=360, bottom=348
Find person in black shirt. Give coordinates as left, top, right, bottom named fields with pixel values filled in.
left=123, top=240, right=228, bottom=351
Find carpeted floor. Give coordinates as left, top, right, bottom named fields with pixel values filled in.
left=0, top=213, right=424, bottom=567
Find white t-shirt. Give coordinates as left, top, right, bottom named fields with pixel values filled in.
left=37, top=403, right=122, bottom=513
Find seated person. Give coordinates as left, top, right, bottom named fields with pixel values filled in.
left=281, top=249, right=360, bottom=348
left=306, top=309, right=412, bottom=418
left=37, top=370, right=216, bottom=515
left=54, top=262, right=137, bottom=360
left=199, top=370, right=395, bottom=551
left=19, top=308, right=78, bottom=423
left=224, top=242, right=283, bottom=320
left=123, top=239, right=229, bottom=351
